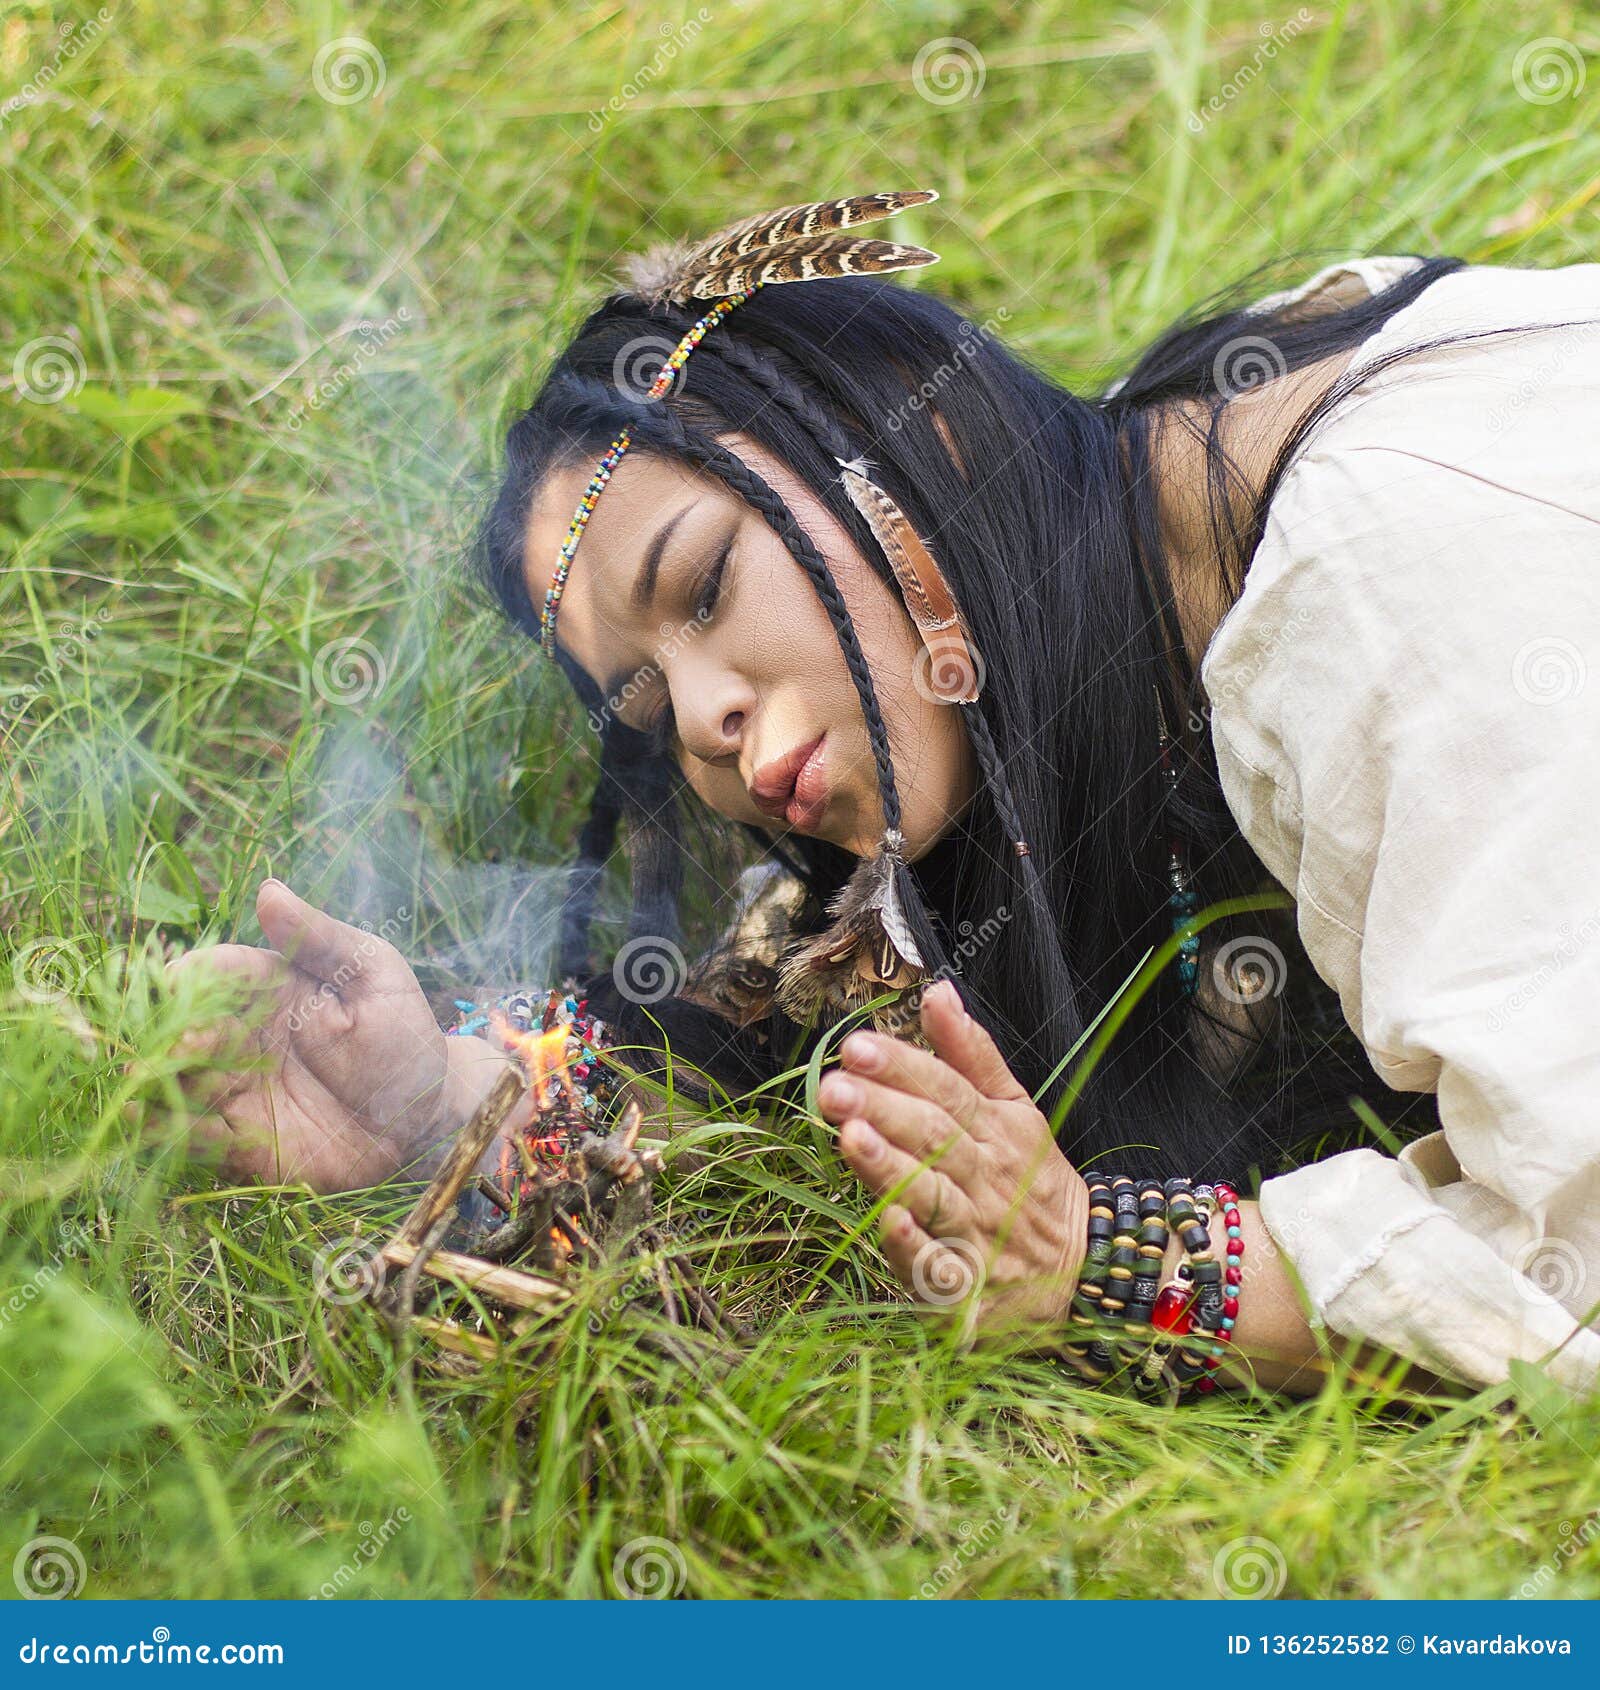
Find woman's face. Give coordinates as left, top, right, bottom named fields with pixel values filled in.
left=523, top=431, right=977, bottom=860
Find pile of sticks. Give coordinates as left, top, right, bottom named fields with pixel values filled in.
left=361, top=1066, right=738, bottom=1368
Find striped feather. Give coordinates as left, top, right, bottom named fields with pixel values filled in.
left=624, top=189, right=939, bottom=306
left=691, top=189, right=937, bottom=270
left=689, top=233, right=937, bottom=300
left=838, top=461, right=982, bottom=704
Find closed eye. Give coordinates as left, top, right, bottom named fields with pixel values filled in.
left=691, top=532, right=735, bottom=622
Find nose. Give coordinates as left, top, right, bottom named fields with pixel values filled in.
left=668, top=666, right=752, bottom=766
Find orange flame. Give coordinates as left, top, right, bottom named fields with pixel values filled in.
left=492, top=1015, right=573, bottom=1111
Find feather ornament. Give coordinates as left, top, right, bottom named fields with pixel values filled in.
left=622, top=190, right=940, bottom=308
left=774, top=833, right=930, bottom=1043
left=680, top=864, right=810, bottom=1031
left=837, top=457, right=982, bottom=704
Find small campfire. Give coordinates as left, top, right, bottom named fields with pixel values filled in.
left=362, top=991, right=736, bottom=1367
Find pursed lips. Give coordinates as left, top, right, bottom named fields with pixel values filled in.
left=748, top=733, right=828, bottom=829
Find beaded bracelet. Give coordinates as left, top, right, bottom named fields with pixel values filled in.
left=1063, top=1171, right=1117, bottom=1384
left=1063, top=1171, right=1245, bottom=1402
left=1207, top=1181, right=1245, bottom=1394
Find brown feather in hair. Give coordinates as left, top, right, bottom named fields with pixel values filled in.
left=622, top=188, right=939, bottom=308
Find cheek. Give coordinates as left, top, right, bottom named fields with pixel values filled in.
left=727, top=550, right=841, bottom=674
left=841, top=592, right=978, bottom=855
left=683, top=759, right=751, bottom=820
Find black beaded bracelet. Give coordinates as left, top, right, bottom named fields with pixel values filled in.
left=1062, top=1170, right=1116, bottom=1384
left=1063, top=1169, right=1239, bottom=1402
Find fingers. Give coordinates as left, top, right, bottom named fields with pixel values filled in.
left=920, top=978, right=1030, bottom=1102
left=166, top=942, right=288, bottom=1029
left=818, top=1065, right=982, bottom=1180
left=835, top=1026, right=987, bottom=1139
left=880, top=1204, right=985, bottom=1347
left=255, top=879, right=393, bottom=994
left=880, top=1201, right=938, bottom=1287
left=835, top=1117, right=970, bottom=1234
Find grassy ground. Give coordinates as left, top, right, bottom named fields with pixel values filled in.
left=4, top=0, right=1600, bottom=1600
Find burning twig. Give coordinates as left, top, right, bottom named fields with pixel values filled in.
left=361, top=990, right=733, bottom=1369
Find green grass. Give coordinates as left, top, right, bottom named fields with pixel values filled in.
left=5, top=0, right=1600, bottom=1600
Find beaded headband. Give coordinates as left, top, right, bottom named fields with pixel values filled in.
left=538, top=188, right=981, bottom=703
left=542, top=293, right=753, bottom=654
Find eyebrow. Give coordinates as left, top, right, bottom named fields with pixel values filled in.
left=631, top=500, right=697, bottom=611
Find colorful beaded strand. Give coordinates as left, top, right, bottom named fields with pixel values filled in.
left=644, top=291, right=753, bottom=400
left=540, top=287, right=760, bottom=656
left=1196, top=1181, right=1245, bottom=1396
left=542, top=431, right=631, bottom=654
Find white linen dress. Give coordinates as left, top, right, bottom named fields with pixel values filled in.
left=1201, top=256, right=1600, bottom=1391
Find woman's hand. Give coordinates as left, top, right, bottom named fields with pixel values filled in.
left=163, top=879, right=516, bottom=1194
left=818, top=977, right=1088, bottom=1345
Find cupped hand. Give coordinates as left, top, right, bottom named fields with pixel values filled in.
left=163, top=879, right=499, bottom=1194
left=818, top=978, right=1088, bottom=1345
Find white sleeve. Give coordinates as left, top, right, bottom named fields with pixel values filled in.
left=1203, top=386, right=1600, bottom=1389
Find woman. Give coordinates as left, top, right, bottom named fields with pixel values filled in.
left=175, top=191, right=1600, bottom=1400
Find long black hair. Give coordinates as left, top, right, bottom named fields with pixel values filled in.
left=476, top=251, right=1552, bottom=1180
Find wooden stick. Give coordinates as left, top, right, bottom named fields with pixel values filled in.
left=410, top=1314, right=501, bottom=1361
left=390, top=1212, right=453, bottom=1329
left=471, top=1185, right=554, bottom=1264
left=474, top=1173, right=513, bottom=1213
left=392, top=1065, right=525, bottom=1251
left=381, top=1240, right=568, bottom=1311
